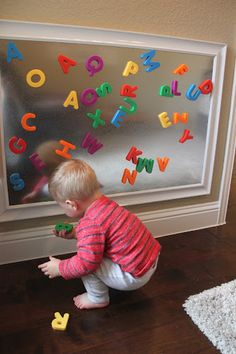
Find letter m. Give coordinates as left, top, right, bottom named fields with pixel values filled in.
left=140, top=50, right=160, bottom=72
left=81, top=132, right=103, bottom=154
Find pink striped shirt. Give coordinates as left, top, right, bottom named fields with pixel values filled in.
left=59, top=195, right=161, bottom=279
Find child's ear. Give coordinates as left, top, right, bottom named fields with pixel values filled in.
left=66, top=199, right=80, bottom=210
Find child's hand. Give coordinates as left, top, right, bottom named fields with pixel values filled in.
left=38, top=256, right=61, bottom=278
left=53, top=227, right=76, bottom=239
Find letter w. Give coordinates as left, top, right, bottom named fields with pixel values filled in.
left=81, top=132, right=103, bottom=154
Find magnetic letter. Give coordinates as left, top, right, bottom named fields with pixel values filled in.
left=9, top=137, right=27, bottom=154
left=80, top=88, right=98, bottom=106
left=86, top=55, right=104, bottom=77
left=140, top=50, right=160, bottom=72
left=96, top=82, right=112, bottom=97
left=136, top=158, right=154, bottom=174
left=26, top=69, right=46, bottom=88
left=122, top=61, right=139, bottom=77
left=21, top=113, right=37, bottom=131
left=81, top=132, right=103, bottom=154
left=121, top=169, right=137, bottom=185
left=7, top=42, right=23, bottom=63
left=158, top=112, right=172, bottom=128
left=173, top=64, right=189, bottom=75
left=51, top=312, right=69, bottom=331
left=198, top=79, right=213, bottom=94
left=119, top=97, right=137, bottom=115
left=58, top=54, right=77, bottom=74
left=55, top=140, right=76, bottom=159
left=126, top=146, right=143, bottom=164
left=186, top=84, right=201, bottom=101
left=63, top=90, right=79, bottom=110
left=111, top=110, right=126, bottom=128
left=10, top=173, right=25, bottom=191
left=120, top=84, right=138, bottom=98
left=157, top=157, right=170, bottom=172
left=171, top=80, right=181, bottom=96
left=172, top=112, right=189, bottom=125
left=159, top=85, right=173, bottom=97
left=87, top=109, right=105, bottom=129
left=29, top=153, right=46, bottom=173
left=179, top=129, right=194, bottom=143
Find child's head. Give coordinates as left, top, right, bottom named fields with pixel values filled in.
left=48, top=158, right=100, bottom=204
left=36, top=140, right=65, bottom=177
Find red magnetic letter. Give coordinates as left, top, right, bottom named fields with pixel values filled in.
left=126, top=146, right=143, bottom=164
left=120, top=84, right=138, bottom=98
left=9, top=136, right=27, bottom=154
left=58, top=54, right=77, bottom=74
left=179, top=129, right=194, bottom=144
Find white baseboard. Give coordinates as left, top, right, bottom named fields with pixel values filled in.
left=0, top=201, right=221, bottom=265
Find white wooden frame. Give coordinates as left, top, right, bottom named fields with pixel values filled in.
left=0, top=20, right=227, bottom=223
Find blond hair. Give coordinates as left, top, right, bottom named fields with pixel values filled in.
left=48, top=159, right=100, bottom=202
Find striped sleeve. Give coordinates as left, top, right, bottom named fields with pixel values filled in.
left=59, top=221, right=105, bottom=280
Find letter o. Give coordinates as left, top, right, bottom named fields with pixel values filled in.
left=26, top=69, right=46, bottom=88
left=80, top=88, right=98, bottom=106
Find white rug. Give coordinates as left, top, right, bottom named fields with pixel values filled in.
left=183, top=279, right=236, bottom=354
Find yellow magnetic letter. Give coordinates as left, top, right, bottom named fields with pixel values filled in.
left=122, top=61, right=139, bottom=77
left=158, top=112, right=172, bottom=128
left=26, top=69, right=46, bottom=88
left=63, top=90, right=79, bottom=110
left=51, top=312, right=69, bottom=331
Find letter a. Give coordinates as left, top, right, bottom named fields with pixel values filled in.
left=7, top=42, right=23, bottom=63
left=58, top=55, right=77, bottom=74
left=63, top=91, right=79, bottom=110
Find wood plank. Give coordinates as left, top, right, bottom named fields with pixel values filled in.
left=0, top=162, right=235, bottom=353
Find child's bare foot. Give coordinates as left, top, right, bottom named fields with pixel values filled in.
left=73, top=293, right=109, bottom=310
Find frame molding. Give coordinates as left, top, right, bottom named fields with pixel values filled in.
left=0, top=20, right=227, bottom=222
left=0, top=201, right=220, bottom=265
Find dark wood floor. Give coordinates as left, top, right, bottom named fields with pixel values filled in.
left=1, top=164, right=236, bottom=354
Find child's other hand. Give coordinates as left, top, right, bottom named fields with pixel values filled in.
left=38, top=256, right=61, bottom=278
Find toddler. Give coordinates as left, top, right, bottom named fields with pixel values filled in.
left=38, top=159, right=161, bottom=310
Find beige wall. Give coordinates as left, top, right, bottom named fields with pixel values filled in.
left=1, top=0, right=236, bottom=231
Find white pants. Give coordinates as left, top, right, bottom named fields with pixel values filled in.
left=81, top=257, right=158, bottom=304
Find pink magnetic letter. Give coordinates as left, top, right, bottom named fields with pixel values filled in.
left=80, top=88, right=98, bottom=106
left=86, top=55, right=104, bottom=77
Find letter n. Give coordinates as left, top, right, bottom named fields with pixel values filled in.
left=121, top=169, right=137, bottom=185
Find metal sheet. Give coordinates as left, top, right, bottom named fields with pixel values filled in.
left=0, top=39, right=213, bottom=205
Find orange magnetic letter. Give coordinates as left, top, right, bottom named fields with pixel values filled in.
left=55, top=140, right=76, bottom=159
left=157, top=157, right=170, bottom=172
left=21, top=113, right=37, bottom=131
left=121, top=169, right=137, bottom=185
left=172, top=112, right=189, bottom=125
left=173, top=64, right=189, bottom=75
